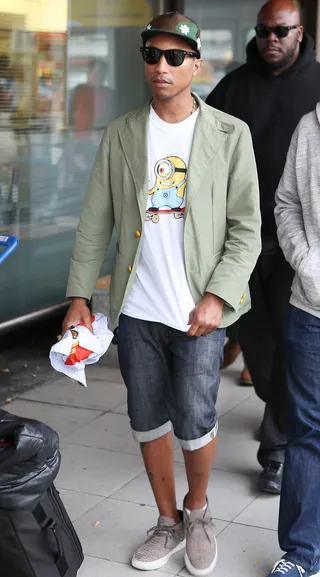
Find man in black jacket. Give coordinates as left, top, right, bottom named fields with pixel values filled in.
left=206, top=0, right=320, bottom=494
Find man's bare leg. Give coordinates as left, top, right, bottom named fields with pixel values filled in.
left=182, top=438, right=218, bottom=575
left=183, top=438, right=217, bottom=510
left=141, top=432, right=180, bottom=521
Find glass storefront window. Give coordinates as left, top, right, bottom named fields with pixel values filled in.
left=184, top=0, right=262, bottom=100
left=1, top=0, right=319, bottom=324
left=192, top=29, right=233, bottom=100
left=0, top=0, right=152, bottom=323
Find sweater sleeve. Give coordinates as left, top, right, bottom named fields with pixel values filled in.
left=275, top=119, right=320, bottom=307
left=275, top=126, right=309, bottom=272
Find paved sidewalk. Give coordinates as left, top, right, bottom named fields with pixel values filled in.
left=6, top=354, right=281, bottom=577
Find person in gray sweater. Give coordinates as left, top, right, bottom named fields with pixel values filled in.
left=267, top=104, right=320, bottom=577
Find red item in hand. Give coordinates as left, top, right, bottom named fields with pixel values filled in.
left=65, top=343, right=94, bottom=366
left=64, top=316, right=95, bottom=365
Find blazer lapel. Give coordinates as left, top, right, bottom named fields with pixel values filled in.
left=186, top=99, right=234, bottom=215
left=117, top=97, right=234, bottom=220
left=118, top=102, right=150, bottom=221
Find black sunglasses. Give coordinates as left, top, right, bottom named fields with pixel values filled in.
left=140, top=47, right=197, bottom=67
left=255, top=25, right=299, bottom=39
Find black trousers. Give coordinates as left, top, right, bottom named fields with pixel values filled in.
left=226, top=323, right=238, bottom=342
left=237, top=248, right=294, bottom=467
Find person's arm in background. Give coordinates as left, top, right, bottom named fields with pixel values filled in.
left=62, top=129, right=114, bottom=333
left=275, top=126, right=307, bottom=270
left=68, top=86, right=78, bottom=128
left=275, top=120, right=320, bottom=307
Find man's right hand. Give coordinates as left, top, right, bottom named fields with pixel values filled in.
left=62, top=298, right=93, bottom=335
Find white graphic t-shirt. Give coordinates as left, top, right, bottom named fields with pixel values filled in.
left=123, top=105, right=199, bottom=332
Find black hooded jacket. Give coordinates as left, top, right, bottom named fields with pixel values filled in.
left=206, top=34, right=320, bottom=239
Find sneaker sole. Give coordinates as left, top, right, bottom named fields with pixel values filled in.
left=131, top=538, right=186, bottom=571
left=260, top=480, right=281, bottom=494
left=239, top=379, right=253, bottom=387
left=185, top=546, right=218, bottom=576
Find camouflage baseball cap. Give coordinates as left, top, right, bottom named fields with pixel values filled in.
left=141, top=12, right=201, bottom=57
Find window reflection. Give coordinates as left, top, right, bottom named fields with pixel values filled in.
left=186, top=0, right=261, bottom=100
left=192, top=29, right=234, bottom=100
left=0, top=0, right=151, bottom=323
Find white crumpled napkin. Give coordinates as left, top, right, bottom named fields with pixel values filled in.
left=49, top=312, right=113, bottom=386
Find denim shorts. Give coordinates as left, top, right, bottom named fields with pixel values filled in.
left=117, top=314, right=225, bottom=451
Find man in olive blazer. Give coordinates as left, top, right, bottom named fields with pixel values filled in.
left=63, top=11, right=261, bottom=576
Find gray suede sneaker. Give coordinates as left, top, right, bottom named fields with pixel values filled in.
left=132, top=512, right=185, bottom=571
left=184, top=498, right=217, bottom=576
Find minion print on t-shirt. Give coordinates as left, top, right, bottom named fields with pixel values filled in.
left=122, top=105, right=199, bottom=331
left=146, top=156, right=187, bottom=224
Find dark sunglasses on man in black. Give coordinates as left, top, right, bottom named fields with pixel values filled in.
left=140, top=47, right=198, bottom=67
left=255, top=25, right=300, bottom=39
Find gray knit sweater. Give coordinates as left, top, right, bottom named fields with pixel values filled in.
left=275, top=103, right=320, bottom=317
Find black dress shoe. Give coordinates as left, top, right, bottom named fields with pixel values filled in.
left=260, top=460, right=283, bottom=494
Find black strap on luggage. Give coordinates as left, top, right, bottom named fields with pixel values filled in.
left=33, top=504, right=69, bottom=577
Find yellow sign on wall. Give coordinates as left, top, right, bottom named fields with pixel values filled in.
left=1, top=0, right=68, bottom=32
left=70, top=0, right=152, bottom=28
left=0, top=0, right=151, bottom=32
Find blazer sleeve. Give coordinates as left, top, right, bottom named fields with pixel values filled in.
left=66, top=129, right=114, bottom=300
left=206, top=123, right=261, bottom=310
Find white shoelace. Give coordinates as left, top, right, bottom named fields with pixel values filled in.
left=273, top=561, right=305, bottom=575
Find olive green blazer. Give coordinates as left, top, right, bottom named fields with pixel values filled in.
left=66, top=95, right=261, bottom=328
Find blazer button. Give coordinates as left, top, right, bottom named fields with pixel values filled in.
left=135, top=230, right=141, bottom=237
left=240, top=299, right=244, bottom=305
left=128, top=265, right=132, bottom=272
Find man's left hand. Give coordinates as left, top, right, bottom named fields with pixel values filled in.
left=187, top=293, right=224, bottom=337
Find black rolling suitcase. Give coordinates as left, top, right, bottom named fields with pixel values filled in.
left=0, top=484, right=83, bottom=577
left=0, top=410, right=84, bottom=577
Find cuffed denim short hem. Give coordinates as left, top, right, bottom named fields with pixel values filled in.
left=132, top=421, right=172, bottom=443
left=131, top=421, right=218, bottom=451
left=177, top=422, right=218, bottom=451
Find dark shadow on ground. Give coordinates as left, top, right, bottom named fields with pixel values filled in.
left=0, top=311, right=66, bottom=405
